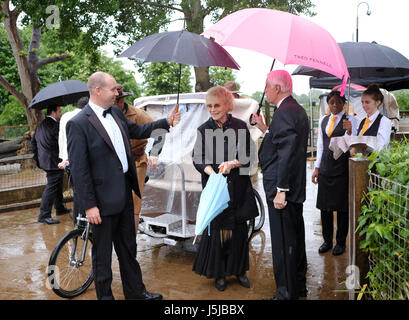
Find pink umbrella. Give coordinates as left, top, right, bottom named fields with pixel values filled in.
left=332, top=83, right=366, bottom=92
left=202, top=8, right=350, bottom=95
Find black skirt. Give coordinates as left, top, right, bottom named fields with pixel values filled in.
left=192, top=221, right=249, bottom=279
left=316, top=173, right=349, bottom=212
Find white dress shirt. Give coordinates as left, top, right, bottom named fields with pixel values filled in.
left=89, top=102, right=128, bottom=173
left=357, top=110, right=392, bottom=152
left=59, top=108, right=82, bottom=161
left=315, top=112, right=358, bottom=169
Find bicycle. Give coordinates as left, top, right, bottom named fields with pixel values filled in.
left=47, top=212, right=94, bottom=298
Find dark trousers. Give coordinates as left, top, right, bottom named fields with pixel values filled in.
left=268, top=201, right=307, bottom=300
left=91, top=185, right=145, bottom=300
left=38, top=170, right=65, bottom=220
left=320, top=210, right=349, bottom=246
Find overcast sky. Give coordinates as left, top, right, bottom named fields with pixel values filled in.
left=114, top=0, right=409, bottom=96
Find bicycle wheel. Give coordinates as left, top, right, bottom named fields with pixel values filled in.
left=253, top=189, right=266, bottom=232
left=47, top=228, right=94, bottom=298
left=247, top=218, right=255, bottom=241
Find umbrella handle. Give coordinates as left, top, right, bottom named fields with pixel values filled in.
left=170, top=105, right=179, bottom=126
left=250, top=59, right=276, bottom=125
left=249, top=106, right=262, bottom=125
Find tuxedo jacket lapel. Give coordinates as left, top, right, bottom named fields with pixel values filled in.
left=86, top=105, right=117, bottom=155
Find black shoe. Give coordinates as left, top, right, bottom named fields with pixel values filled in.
left=333, top=244, right=346, bottom=256
left=56, top=208, right=72, bottom=216
left=215, top=278, right=226, bottom=291
left=134, top=289, right=163, bottom=300
left=318, top=242, right=333, bottom=253
left=237, top=275, right=250, bottom=288
left=38, top=217, right=60, bottom=224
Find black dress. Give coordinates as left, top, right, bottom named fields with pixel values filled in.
left=192, top=115, right=259, bottom=279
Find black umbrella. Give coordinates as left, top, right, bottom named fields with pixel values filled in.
left=292, top=42, right=409, bottom=89
left=308, top=74, right=409, bottom=91
left=28, top=80, right=89, bottom=110
left=118, top=30, right=240, bottom=105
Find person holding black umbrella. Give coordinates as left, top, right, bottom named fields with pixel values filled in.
left=252, top=70, right=309, bottom=300
left=66, top=71, right=179, bottom=300
left=114, top=84, right=160, bottom=234
left=32, top=105, right=71, bottom=224
left=312, top=91, right=358, bottom=256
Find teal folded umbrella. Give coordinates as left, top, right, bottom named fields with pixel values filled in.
left=193, top=172, right=230, bottom=243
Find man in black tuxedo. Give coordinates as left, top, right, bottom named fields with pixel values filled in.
left=32, top=105, right=71, bottom=224
left=252, top=70, right=309, bottom=300
left=66, top=71, right=180, bottom=300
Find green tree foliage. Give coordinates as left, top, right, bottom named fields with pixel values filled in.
left=115, top=0, right=315, bottom=92
left=0, top=25, right=140, bottom=125
left=209, top=67, right=238, bottom=88
left=0, top=95, right=26, bottom=125
left=357, top=140, right=409, bottom=299
left=394, top=90, right=409, bottom=110
left=140, top=62, right=192, bottom=96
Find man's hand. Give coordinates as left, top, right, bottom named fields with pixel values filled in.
left=147, top=156, right=159, bottom=171
left=85, top=206, right=102, bottom=225
left=273, top=191, right=287, bottom=210
left=168, top=105, right=181, bottom=127
left=312, top=168, right=319, bottom=184
left=58, top=160, right=70, bottom=170
left=251, top=112, right=268, bottom=133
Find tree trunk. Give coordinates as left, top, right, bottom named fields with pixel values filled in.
left=182, top=0, right=211, bottom=92
left=1, top=2, right=43, bottom=130
left=193, top=67, right=211, bottom=92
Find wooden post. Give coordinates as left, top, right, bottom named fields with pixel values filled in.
left=348, top=158, right=370, bottom=300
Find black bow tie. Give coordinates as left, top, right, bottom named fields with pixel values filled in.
left=103, top=106, right=112, bottom=118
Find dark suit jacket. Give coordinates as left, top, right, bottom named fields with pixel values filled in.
left=258, top=95, right=309, bottom=204
left=192, top=115, right=259, bottom=224
left=31, top=117, right=61, bottom=171
left=66, top=104, right=170, bottom=216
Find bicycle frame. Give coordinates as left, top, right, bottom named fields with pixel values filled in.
left=70, top=215, right=90, bottom=267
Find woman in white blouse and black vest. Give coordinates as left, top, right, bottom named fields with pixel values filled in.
left=355, top=84, right=392, bottom=151
left=312, top=91, right=358, bottom=256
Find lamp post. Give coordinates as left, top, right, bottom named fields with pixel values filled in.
left=356, top=2, right=371, bottom=42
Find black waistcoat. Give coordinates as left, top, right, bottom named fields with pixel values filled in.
left=320, top=113, right=349, bottom=176
left=357, top=113, right=383, bottom=136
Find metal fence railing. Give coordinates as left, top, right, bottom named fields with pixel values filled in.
left=0, top=154, right=73, bottom=208
left=0, top=125, right=30, bottom=140
left=366, top=173, right=409, bottom=299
